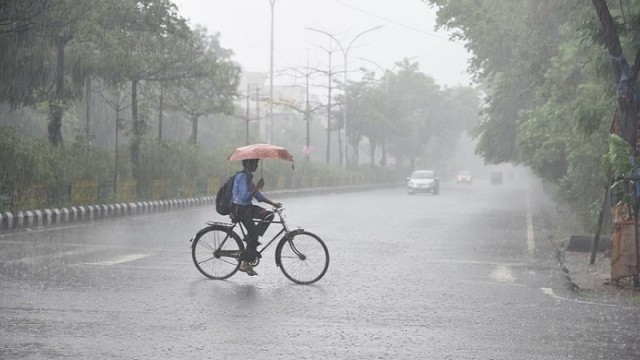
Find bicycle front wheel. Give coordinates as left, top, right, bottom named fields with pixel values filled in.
left=192, top=225, right=244, bottom=280
left=276, top=231, right=329, bottom=285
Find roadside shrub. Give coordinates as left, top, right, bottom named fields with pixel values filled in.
left=0, top=125, right=402, bottom=211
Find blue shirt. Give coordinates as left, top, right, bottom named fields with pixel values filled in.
left=232, top=170, right=266, bottom=206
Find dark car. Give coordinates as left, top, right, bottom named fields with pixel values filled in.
left=407, top=170, right=439, bottom=195
left=456, top=170, right=473, bottom=184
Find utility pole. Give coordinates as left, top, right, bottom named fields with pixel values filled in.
left=358, top=57, right=391, bottom=167
left=305, top=25, right=384, bottom=168
left=85, top=76, right=91, bottom=139
left=326, top=46, right=333, bottom=164
left=246, top=83, right=250, bottom=145
left=308, top=37, right=338, bottom=164
left=269, top=0, right=276, bottom=144
left=240, top=84, right=262, bottom=145
left=158, top=84, right=163, bottom=143
left=305, top=56, right=311, bottom=161
left=255, top=87, right=261, bottom=134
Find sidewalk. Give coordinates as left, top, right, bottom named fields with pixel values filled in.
left=535, top=180, right=640, bottom=305
left=558, top=248, right=640, bottom=305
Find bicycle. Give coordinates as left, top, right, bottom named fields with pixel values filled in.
left=190, top=206, right=329, bottom=285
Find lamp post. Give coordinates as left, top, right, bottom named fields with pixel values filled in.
left=358, top=57, right=389, bottom=96
left=306, top=25, right=384, bottom=168
left=358, top=57, right=389, bottom=167
left=268, top=0, right=275, bottom=144
left=358, top=57, right=386, bottom=78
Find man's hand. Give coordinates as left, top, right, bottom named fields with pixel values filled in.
left=252, top=178, right=264, bottom=193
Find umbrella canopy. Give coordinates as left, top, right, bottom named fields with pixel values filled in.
left=228, top=143, right=294, bottom=162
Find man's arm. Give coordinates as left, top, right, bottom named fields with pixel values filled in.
left=252, top=178, right=281, bottom=208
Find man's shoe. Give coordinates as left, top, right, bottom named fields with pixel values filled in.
left=245, top=268, right=258, bottom=276
left=239, top=262, right=258, bottom=276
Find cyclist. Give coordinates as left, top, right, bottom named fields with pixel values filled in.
left=231, top=158, right=282, bottom=276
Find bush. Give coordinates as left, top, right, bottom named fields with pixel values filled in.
left=0, top=125, right=401, bottom=212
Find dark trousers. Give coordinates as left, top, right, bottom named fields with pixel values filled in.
left=231, top=204, right=274, bottom=262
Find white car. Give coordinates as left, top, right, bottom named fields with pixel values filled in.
left=407, top=170, right=439, bottom=195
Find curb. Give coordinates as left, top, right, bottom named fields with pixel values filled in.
left=555, top=248, right=580, bottom=291
left=0, top=197, right=215, bottom=232
left=0, top=183, right=399, bottom=232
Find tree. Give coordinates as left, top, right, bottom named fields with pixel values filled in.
left=426, top=0, right=578, bottom=165
left=0, top=0, right=55, bottom=35
left=0, top=0, right=98, bottom=146
left=91, top=0, right=196, bottom=181
left=352, top=68, right=388, bottom=166
left=0, top=0, right=54, bottom=107
left=424, top=0, right=640, bottom=227
left=381, top=60, right=441, bottom=168
left=164, top=29, right=240, bottom=144
left=591, top=0, right=640, bottom=152
left=346, top=57, right=479, bottom=170
left=345, top=70, right=377, bottom=165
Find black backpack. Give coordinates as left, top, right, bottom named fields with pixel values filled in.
left=215, top=172, right=241, bottom=216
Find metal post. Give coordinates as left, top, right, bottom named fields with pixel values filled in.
left=305, top=25, right=384, bottom=168
left=357, top=57, right=388, bottom=166
left=246, top=83, right=250, bottom=145
left=269, top=0, right=275, bottom=144
left=326, top=41, right=333, bottom=164
left=305, top=53, right=311, bottom=161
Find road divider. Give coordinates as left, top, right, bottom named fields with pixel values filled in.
left=0, top=183, right=398, bottom=232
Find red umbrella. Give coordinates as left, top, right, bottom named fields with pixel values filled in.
left=228, top=143, right=294, bottom=162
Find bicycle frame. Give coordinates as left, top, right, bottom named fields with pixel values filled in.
left=206, top=207, right=299, bottom=257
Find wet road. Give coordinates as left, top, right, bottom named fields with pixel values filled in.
left=1, top=177, right=639, bottom=359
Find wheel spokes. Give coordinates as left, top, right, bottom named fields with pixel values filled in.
left=192, top=228, right=242, bottom=280
left=279, top=233, right=328, bottom=284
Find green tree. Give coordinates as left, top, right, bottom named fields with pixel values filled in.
left=164, top=29, right=240, bottom=144
left=0, top=0, right=52, bottom=108
left=90, top=0, right=195, bottom=182
left=381, top=60, right=441, bottom=168
left=591, top=0, right=640, bottom=152
left=425, top=0, right=640, bottom=226
left=348, top=58, right=479, bottom=170
left=0, top=0, right=99, bottom=146
left=427, top=0, right=581, bottom=164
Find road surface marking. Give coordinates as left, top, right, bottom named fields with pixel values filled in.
left=540, top=287, right=616, bottom=307
left=430, top=259, right=525, bottom=267
left=81, top=253, right=150, bottom=266
left=526, top=194, right=535, bottom=254
left=491, top=264, right=515, bottom=283
left=0, top=248, right=98, bottom=265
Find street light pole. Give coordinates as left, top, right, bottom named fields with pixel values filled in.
left=358, top=57, right=389, bottom=167
left=358, top=57, right=386, bottom=78
left=306, top=25, right=383, bottom=168
left=269, top=0, right=275, bottom=144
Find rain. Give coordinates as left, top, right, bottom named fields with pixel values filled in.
left=1, top=0, right=640, bottom=359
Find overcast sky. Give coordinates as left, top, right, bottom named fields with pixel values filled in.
left=172, top=0, right=472, bottom=88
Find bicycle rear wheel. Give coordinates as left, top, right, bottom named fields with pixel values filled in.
left=192, top=225, right=244, bottom=280
left=276, top=231, right=329, bottom=285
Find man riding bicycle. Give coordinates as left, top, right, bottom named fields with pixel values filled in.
left=231, top=158, right=282, bottom=276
